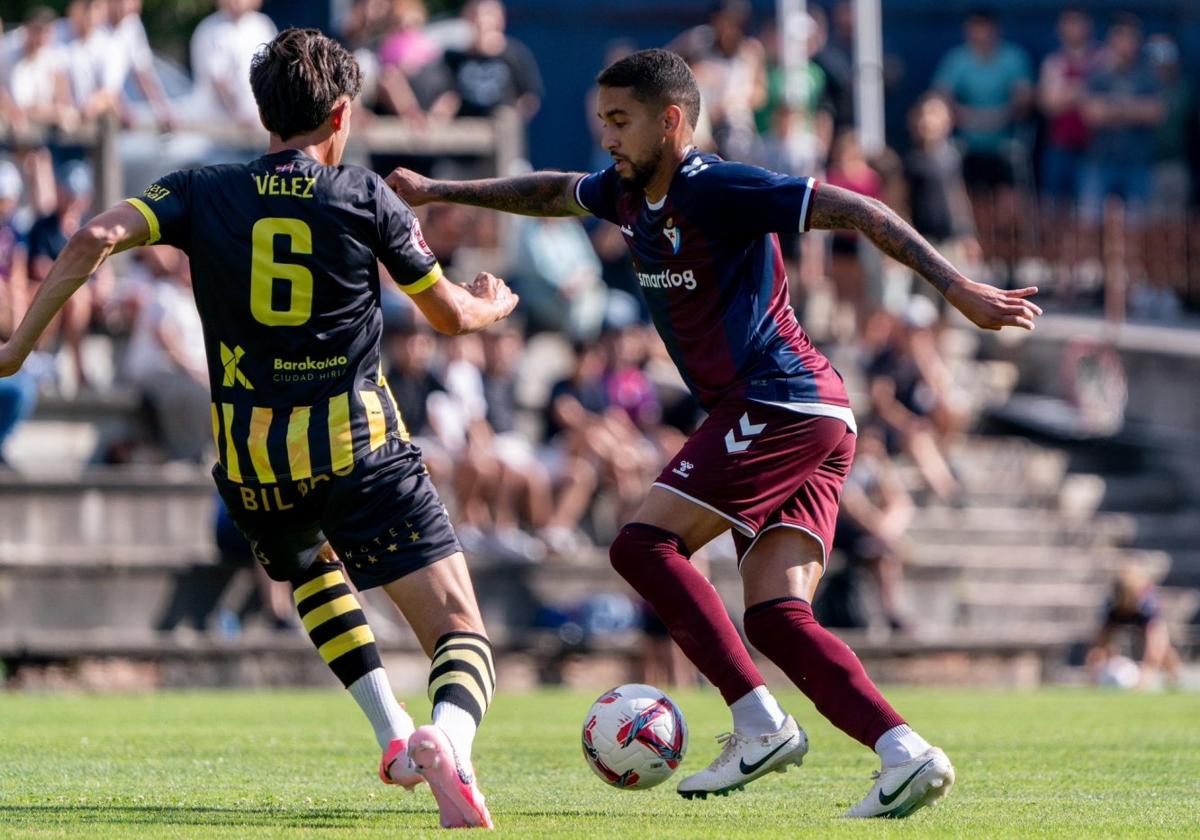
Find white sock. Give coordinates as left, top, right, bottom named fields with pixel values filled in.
left=874, top=724, right=932, bottom=768
left=347, top=668, right=414, bottom=750
left=729, top=686, right=788, bottom=736
left=433, top=701, right=479, bottom=762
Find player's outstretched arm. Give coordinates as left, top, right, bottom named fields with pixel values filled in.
left=808, top=184, right=1042, bottom=331
left=387, top=167, right=588, bottom=217
left=0, top=202, right=149, bottom=376
left=410, top=270, right=519, bottom=336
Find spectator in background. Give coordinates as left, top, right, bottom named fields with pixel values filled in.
left=5, top=8, right=77, bottom=133
left=825, top=129, right=884, bottom=336
left=26, top=162, right=107, bottom=390
left=1145, top=35, right=1193, bottom=222
left=671, top=0, right=766, bottom=162
left=375, top=0, right=443, bottom=119
left=0, top=161, right=35, bottom=469
left=1079, top=15, right=1162, bottom=227
left=1079, top=15, right=1163, bottom=316
left=812, top=0, right=855, bottom=133
left=190, top=0, right=277, bottom=129
left=120, top=247, right=211, bottom=463
left=509, top=215, right=607, bottom=340
left=0, top=161, right=30, bottom=339
left=1087, top=566, right=1181, bottom=690
left=833, top=428, right=916, bottom=633
left=435, top=0, right=542, bottom=122
left=1037, top=7, right=1097, bottom=208
left=106, top=0, right=175, bottom=130
left=383, top=318, right=453, bottom=484
left=933, top=10, right=1032, bottom=268
left=754, top=13, right=831, bottom=179
left=546, top=341, right=649, bottom=532
left=56, top=0, right=122, bottom=124
left=866, top=300, right=964, bottom=504
left=340, top=0, right=392, bottom=52
left=904, top=93, right=981, bottom=284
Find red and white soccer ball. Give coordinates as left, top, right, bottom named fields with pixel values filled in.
left=581, top=683, right=688, bottom=790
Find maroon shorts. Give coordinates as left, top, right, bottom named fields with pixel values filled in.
left=653, top=399, right=855, bottom=565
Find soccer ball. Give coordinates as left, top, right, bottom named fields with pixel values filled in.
left=581, top=683, right=687, bottom=790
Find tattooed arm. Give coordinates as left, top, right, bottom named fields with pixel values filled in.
left=386, top=168, right=588, bottom=217
left=808, top=183, right=1042, bottom=331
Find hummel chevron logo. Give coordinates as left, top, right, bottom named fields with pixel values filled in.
left=724, top=413, right=766, bottom=454
left=878, top=758, right=935, bottom=806
left=738, top=733, right=796, bottom=775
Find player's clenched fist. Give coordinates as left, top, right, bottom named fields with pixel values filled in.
left=386, top=167, right=435, bottom=206
left=469, top=271, right=519, bottom=317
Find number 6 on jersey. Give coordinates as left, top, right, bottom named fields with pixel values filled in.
left=251, top=216, right=313, bottom=326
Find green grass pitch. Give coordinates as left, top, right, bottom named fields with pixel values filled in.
left=1, top=687, right=1197, bottom=837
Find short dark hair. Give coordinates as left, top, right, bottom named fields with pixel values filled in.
left=965, top=8, right=996, bottom=25
left=1109, top=12, right=1143, bottom=35
left=596, top=48, right=701, bottom=130
left=250, top=28, right=363, bottom=141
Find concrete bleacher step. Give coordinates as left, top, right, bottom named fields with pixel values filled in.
left=955, top=584, right=1199, bottom=633
left=905, top=545, right=1170, bottom=576
left=908, top=507, right=1136, bottom=548
left=0, top=469, right=214, bottom=551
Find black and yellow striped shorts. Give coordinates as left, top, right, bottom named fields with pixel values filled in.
left=213, top=438, right=461, bottom=590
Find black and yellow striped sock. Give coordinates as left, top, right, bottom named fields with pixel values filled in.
left=292, top=560, right=381, bottom=687
left=428, top=631, right=496, bottom=726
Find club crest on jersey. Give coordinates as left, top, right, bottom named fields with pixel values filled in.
left=410, top=217, right=434, bottom=259
left=663, top=217, right=681, bottom=254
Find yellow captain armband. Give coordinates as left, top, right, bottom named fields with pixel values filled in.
left=124, top=197, right=161, bottom=245
left=395, top=263, right=443, bottom=296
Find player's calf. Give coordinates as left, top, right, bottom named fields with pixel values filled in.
left=290, top=555, right=419, bottom=787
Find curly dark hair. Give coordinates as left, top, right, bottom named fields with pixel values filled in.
left=595, top=48, right=701, bottom=129
left=250, top=28, right=363, bottom=140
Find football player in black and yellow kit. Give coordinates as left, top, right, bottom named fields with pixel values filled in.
left=0, top=29, right=508, bottom=830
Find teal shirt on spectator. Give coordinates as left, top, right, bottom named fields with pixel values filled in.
left=933, top=42, right=1032, bottom=154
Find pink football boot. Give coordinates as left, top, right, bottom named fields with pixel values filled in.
left=407, top=724, right=494, bottom=829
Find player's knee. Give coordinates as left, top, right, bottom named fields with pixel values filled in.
left=609, top=522, right=688, bottom=579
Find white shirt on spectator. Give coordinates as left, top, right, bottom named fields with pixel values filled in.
left=123, top=279, right=207, bottom=384
left=6, top=41, right=63, bottom=111
left=105, top=13, right=156, bottom=90
left=55, top=19, right=124, bottom=107
left=190, top=9, right=277, bottom=126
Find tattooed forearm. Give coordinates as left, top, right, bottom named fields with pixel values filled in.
left=809, top=184, right=961, bottom=295
left=429, top=172, right=588, bottom=217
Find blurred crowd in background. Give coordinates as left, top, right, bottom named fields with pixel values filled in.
left=0, top=1, right=1197, bottom=648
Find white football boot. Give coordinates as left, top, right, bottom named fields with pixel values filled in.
left=677, top=715, right=808, bottom=799
left=846, top=746, right=955, bottom=818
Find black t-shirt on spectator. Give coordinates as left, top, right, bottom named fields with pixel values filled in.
left=905, top=144, right=972, bottom=243
left=484, top=375, right=518, bottom=434
left=387, top=369, right=444, bottom=437
left=26, top=213, right=69, bottom=265
left=544, top=377, right=607, bottom=441
left=442, top=42, right=543, bottom=117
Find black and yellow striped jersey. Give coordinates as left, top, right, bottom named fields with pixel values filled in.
left=125, top=149, right=442, bottom=484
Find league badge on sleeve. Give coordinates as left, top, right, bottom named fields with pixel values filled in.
left=410, top=217, right=435, bottom=259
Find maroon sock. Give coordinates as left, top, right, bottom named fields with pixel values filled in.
left=744, top=597, right=905, bottom=748
left=610, top=523, right=764, bottom=703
